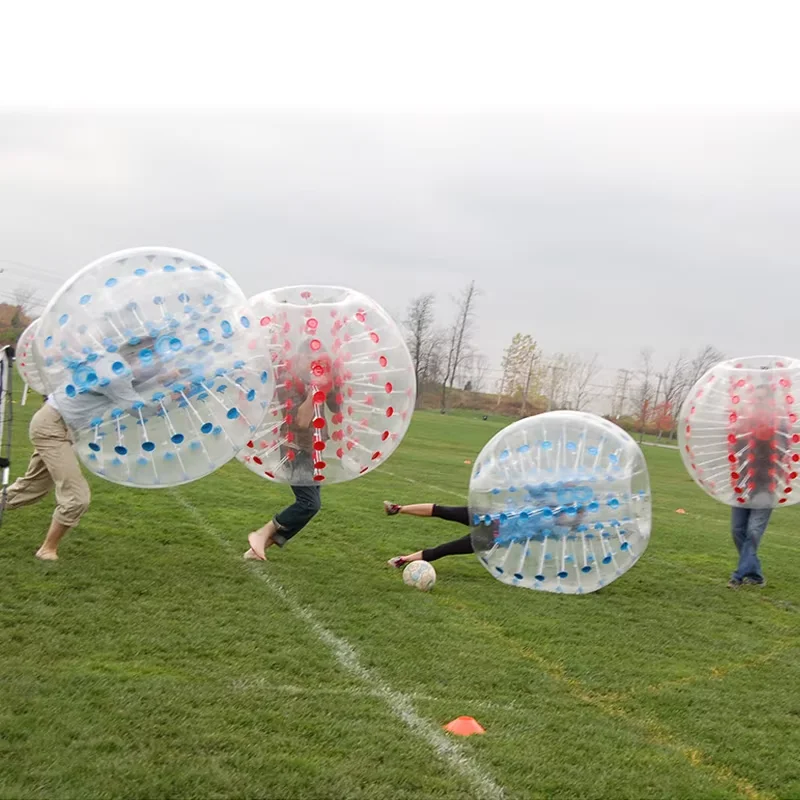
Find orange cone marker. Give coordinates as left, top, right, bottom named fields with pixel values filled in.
left=675, top=508, right=687, bottom=514
left=444, top=716, right=485, bottom=736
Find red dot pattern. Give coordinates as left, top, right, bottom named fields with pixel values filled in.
left=240, top=288, right=416, bottom=484
left=682, top=364, right=800, bottom=507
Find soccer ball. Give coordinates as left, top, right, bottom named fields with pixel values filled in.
left=402, top=560, right=436, bottom=591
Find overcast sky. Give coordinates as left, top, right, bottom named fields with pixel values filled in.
left=1, top=111, right=799, bottom=398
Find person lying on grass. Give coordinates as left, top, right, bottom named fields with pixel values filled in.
left=383, top=489, right=588, bottom=568
left=383, top=502, right=475, bottom=567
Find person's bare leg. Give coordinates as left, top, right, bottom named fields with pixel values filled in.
left=36, top=520, right=70, bottom=561
left=388, top=550, right=424, bottom=568
left=246, top=520, right=279, bottom=560
left=383, top=501, right=434, bottom=517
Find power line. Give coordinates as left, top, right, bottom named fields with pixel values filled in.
left=0, top=258, right=66, bottom=284
left=0, top=291, right=45, bottom=309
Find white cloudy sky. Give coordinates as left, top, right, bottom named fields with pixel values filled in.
left=1, top=1, right=799, bottom=397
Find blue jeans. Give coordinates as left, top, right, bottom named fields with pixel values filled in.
left=730, top=507, right=771, bottom=582
left=272, top=484, right=321, bottom=546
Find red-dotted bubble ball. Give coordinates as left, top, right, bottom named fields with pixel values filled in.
left=678, top=355, right=800, bottom=508
left=238, top=285, right=416, bottom=485
left=15, top=319, right=47, bottom=394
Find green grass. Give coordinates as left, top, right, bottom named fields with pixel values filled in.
left=1, top=396, right=799, bottom=799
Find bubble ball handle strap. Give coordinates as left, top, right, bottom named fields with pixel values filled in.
left=0, top=346, right=14, bottom=526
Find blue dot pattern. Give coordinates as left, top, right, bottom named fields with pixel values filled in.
left=469, top=412, right=651, bottom=595
left=33, top=247, right=273, bottom=489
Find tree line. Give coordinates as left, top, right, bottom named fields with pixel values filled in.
left=403, top=285, right=724, bottom=434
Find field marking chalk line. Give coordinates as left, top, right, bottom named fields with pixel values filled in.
left=171, top=490, right=505, bottom=800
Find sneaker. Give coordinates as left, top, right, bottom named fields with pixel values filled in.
left=387, top=556, right=408, bottom=568
left=383, top=501, right=402, bottom=516
left=727, top=578, right=742, bottom=589
left=742, top=577, right=766, bottom=587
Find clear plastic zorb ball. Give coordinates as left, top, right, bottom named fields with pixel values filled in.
left=679, top=355, right=800, bottom=508
left=238, top=285, right=415, bottom=485
left=469, top=411, right=651, bottom=594
left=34, top=246, right=273, bottom=487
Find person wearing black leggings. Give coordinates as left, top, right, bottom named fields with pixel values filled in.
left=383, top=501, right=474, bottom=567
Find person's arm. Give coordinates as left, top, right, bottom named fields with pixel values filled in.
left=101, top=378, right=146, bottom=411
left=94, top=357, right=147, bottom=411
left=325, top=387, right=341, bottom=414
left=296, top=392, right=315, bottom=429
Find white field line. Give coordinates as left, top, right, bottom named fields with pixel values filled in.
left=641, top=441, right=680, bottom=451
left=171, top=490, right=505, bottom=800
left=379, top=469, right=466, bottom=501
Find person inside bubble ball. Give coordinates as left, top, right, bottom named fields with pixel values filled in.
left=727, top=382, right=791, bottom=589
left=384, top=485, right=586, bottom=568
left=3, top=339, right=157, bottom=560
left=245, top=348, right=342, bottom=561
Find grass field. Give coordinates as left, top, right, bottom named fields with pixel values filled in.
left=1, top=394, right=799, bottom=800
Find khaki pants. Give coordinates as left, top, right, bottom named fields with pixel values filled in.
left=5, top=404, right=91, bottom=527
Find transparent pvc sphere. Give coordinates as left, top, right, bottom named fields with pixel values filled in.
left=16, top=319, right=47, bottom=395
left=679, top=355, right=800, bottom=508
left=238, top=285, right=416, bottom=485
left=469, top=411, right=651, bottom=595
left=33, top=247, right=273, bottom=487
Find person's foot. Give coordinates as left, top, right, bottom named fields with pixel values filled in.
left=35, top=549, right=58, bottom=561
left=387, top=551, right=423, bottom=568
left=243, top=548, right=265, bottom=561
left=742, top=576, right=766, bottom=587
left=384, top=501, right=402, bottom=516
left=247, top=530, right=271, bottom=560
left=727, top=578, right=742, bottom=589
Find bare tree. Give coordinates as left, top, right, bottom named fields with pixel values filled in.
left=453, top=343, right=477, bottom=389
left=404, top=293, right=437, bottom=408
left=633, top=348, right=655, bottom=438
left=441, top=281, right=478, bottom=410
left=471, top=353, right=490, bottom=393
left=674, top=345, right=725, bottom=418
left=545, top=354, right=570, bottom=410
left=687, top=345, right=725, bottom=387
left=610, top=368, right=631, bottom=418
left=13, top=285, right=41, bottom=314
left=660, top=352, right=690, bottom=438
left=570, top=354, right=601, bottom=411
left=519, top=337, right=539, bottom=416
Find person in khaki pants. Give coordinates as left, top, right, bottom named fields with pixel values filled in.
left=4, top=401, right=91, bottom=560
left=5, top=343, right=151, bottom=560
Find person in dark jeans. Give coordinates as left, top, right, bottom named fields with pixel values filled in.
left=245, top=352, right=340, bottom=561
left=729, top=506, right=772, bottom=588
left=383, top=502, right=474, bottom=567
left=727, top=383, right=789, bottom=589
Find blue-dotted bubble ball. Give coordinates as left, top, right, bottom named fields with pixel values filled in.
left=237, top=285, right=416, bottom=486
left=33, top=246, right=273, bottom=488
left=16, top=318, right=47, bottom=395
left=469, top=411, right=651, bottom=595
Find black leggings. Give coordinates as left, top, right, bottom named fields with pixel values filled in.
left=421, top=506, right=472, bottom=561
left=431, top=505, right=469, bottom=526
